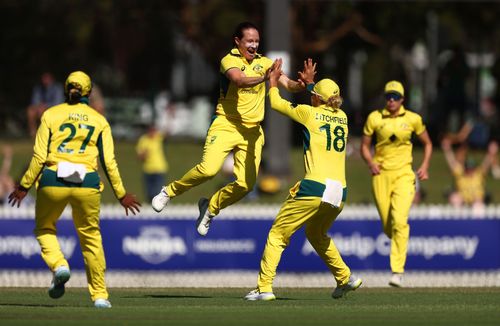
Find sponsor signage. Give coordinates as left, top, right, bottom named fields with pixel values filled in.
left=0, top=215, right=498, bottom=270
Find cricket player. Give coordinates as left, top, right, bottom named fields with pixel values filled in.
left=9, top=71, right=141, bottom=308
left=360, top=80, right=432, bottom=287
left=152, top=22, right=310, bottom=236
left=245, top=59, right=362, bottom=301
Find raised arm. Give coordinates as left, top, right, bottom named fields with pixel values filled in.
left=479, top=141, right=498, bottom=174
left=298, top=58, right=317, bottom=86
left=441, top=138, right=460, bottom=172
left=268, top=58, right=310, bottom=123
left=277, top=58, right=317, bottom=93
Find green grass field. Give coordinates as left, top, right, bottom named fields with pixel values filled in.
left=2, top=139, right=499, bottom=204
left=0, top=287, right=499, bottom=326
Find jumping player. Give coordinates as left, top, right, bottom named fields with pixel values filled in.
left=152, top=22, right=311, bottom=236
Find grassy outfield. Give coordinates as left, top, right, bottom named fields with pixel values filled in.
left=2, top=139, right=499, bottom=204
left=0, top=287, right=499, bottom=326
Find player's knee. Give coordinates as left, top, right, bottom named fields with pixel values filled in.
left=392, top=222, right=409, bottom=236
left=233, top=179, right=254, bottom=194
left=196, top=163, right=219, bottom=178
left=305, top=224, right=319, bottom=238
left=306, top=232, right=329, bottom=248
left=268, top=229, right=290, bottom=248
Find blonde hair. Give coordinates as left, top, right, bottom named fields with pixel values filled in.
left=324, top=95, right=343, bottom=110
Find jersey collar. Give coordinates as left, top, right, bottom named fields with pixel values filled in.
left=381, top=105, right=406, bottom=118
left=230, top=47, right=262, bottom=59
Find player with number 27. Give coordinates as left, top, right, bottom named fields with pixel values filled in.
left=8, top=71, right=140, bottom=308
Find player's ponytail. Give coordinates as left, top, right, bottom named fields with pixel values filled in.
left=67, top=87, right=82, bottom=105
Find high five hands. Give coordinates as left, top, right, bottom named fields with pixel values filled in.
left=268, top=58, right=283, bottom=87
left=299, top=58, right=317, bottom=86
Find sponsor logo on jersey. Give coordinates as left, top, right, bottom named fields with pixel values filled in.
left=253, top=64, right=264, bottom=73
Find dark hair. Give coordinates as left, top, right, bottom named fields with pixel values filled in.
left=232, top=22, right=259, bottom=46
left=66, top=84, right=82, bottom=104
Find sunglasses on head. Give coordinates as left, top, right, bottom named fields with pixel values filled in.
left=385, top=93, right=402, bottom=101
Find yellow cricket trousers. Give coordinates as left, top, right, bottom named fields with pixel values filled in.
left=372, top=166, right=415, bottom=274
left=257, top=196, right=351, bottom=293
left=166, top=116, right=264, bottom=215
left=35, top=180, right=108, bottom=301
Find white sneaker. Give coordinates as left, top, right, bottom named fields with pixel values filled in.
left=152, top=187, right=170, bottom=212
left=389, top=273, right=403, bottom=287
left=244, top=289, right=276, bottom=301
left=196, top=198, right=214, bottom=236
left=332, top=276, right=362, bottom=299
left=94, top=298, right=112, bottom=308
left=48, top=266, right=71, bottom=299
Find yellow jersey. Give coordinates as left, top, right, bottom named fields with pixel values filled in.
left=269, top=87, right=348, bottom=197
left=216, top=48, right=273, bottom=125
left=363, top=106, right=426, bottom=171
left=453, top=166, right=486, bottom=204
left=20, top=101, right=126, bottom=199
left=136, top=132, right=169, bottom=174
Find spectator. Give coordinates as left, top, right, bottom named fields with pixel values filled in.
left=27, top=72, right=64, bottom=137
left=442, top=138, right=497, bottom=212
left=442, top=102, right=500, bottom=179
left=136, top=125, right=169, bottom=202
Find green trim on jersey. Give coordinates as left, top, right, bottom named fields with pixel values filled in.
left=296, top=179, right=347, bottom=201
left=39, top=169, right=100, bottom=189
left=301, top=125, right=311, bottom=153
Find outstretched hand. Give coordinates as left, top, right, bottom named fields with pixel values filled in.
left=120, top=193, right=141, bottom=216
left=268, top=58, right=283, bottom=87
left=298, top=58, right=317, bottom=85
left=8, top=185, right=28, bottom=208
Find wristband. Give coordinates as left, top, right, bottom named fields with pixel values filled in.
left=306, top=83, right=315, bottom=92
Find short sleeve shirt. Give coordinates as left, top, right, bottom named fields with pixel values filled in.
left=363, top=106, right=426, bottom=170
left=216, top=48, right=273, bottom=124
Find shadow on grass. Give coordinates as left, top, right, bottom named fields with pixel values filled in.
left=121, top=294, right=212, bottom=299
left=0, top=302, right=57, bottom=308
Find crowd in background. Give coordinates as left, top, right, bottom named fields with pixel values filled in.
left=0, top=1, right=500, bottom=206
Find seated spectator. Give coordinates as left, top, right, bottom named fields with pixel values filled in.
left=441, top=138, right=497, bottom=212
left=26, top=72, right=64, bottom=137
